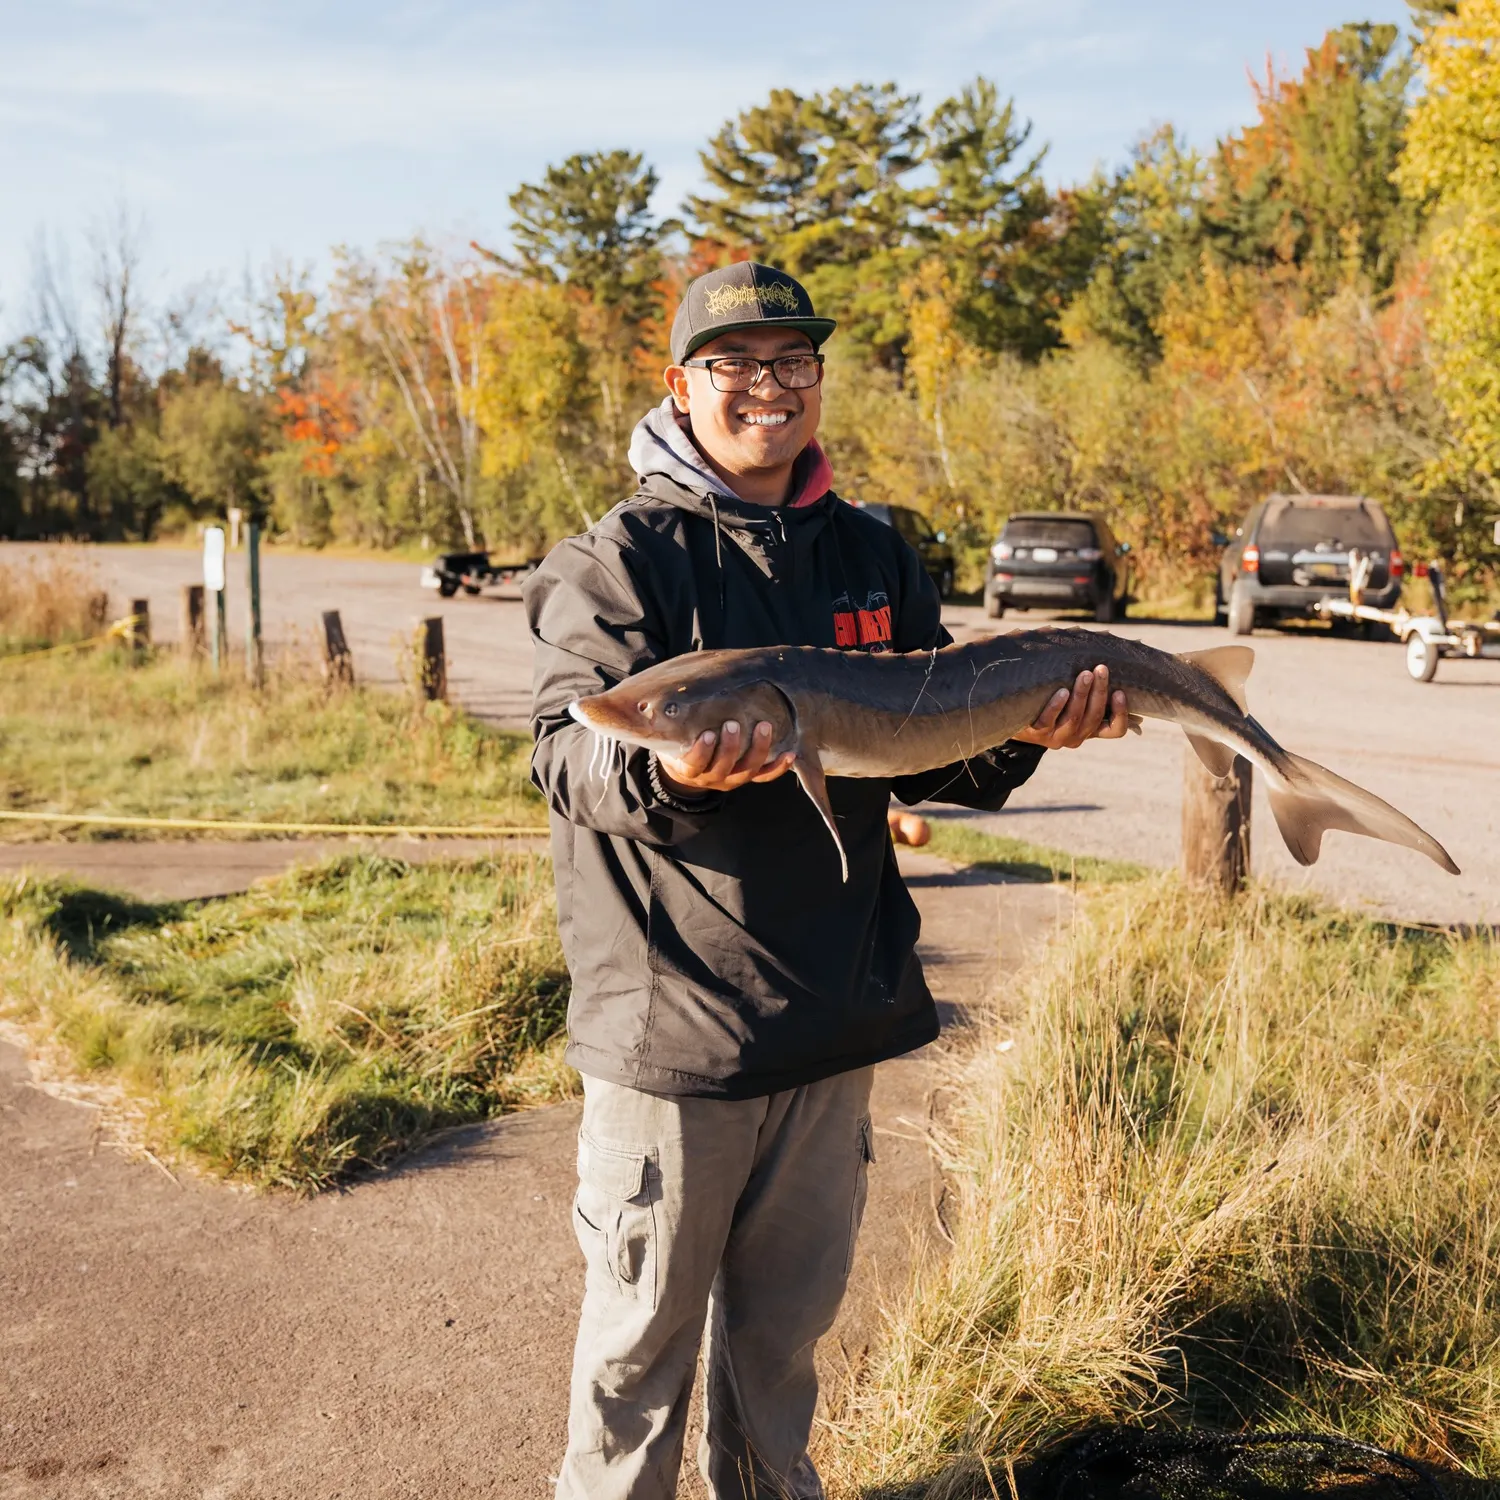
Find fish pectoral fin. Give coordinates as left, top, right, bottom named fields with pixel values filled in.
left=1179, top=645, right=1254, bottom=713
left=791, top=750, right=849, bottom=884
left=1127, top=713, right=1144, bottom=735
left=1185, top=731, right=1238, bottom=779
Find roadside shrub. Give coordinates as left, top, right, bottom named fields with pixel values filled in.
left=826, top=878, right=1500, bottom=1494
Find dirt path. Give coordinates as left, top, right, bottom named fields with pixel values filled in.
left=0, top=846, right=1067, bottom=1500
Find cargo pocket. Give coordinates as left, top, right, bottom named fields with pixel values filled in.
left=845, top=1115, right=876, bottom=1277
left=575, top=1131, right=659, bottom=1309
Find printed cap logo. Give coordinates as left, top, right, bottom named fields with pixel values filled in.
left=703, top=280, right=801, bottom=318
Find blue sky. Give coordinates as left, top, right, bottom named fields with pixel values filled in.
left=1, top=0, right=1408, bottom=338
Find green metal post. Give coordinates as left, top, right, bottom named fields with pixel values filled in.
left=246, top=521, right=263, bottom=686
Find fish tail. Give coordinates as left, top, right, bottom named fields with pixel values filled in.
left=1263, top=751, right=1460, bottom=875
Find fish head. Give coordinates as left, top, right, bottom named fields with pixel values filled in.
left=569, top=657, right=798, bottom=759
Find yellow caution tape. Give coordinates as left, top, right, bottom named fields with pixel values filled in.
left=0, top=616, right=142, bottom=665
left=0, top=809, right=542, bottom=837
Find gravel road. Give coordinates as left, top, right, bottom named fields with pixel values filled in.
left=6, top=542, right=1496, bottom=925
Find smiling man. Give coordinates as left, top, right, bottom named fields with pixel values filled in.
left=524, top=263, right=1128, bottom=1500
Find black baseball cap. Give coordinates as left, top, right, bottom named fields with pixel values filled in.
left=670, top=262, right=836, bottom=364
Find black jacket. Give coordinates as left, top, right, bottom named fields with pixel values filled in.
left=525, top=401, right=1044, bottom=1098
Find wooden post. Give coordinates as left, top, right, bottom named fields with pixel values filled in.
left=245, top=521, right=264, bottom=687
left=416, top=616, right=447, bottom=702
left=321, top=610, right=354, bottom=687
left=88, top=590, right=110, bottom=633
left=128, top=597, right=150, bottom=657
left=180, top=584, right=206, bottom=658
left=1182, top=748, right=1252, bottom=894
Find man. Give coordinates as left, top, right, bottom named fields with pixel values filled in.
left=524, top=262, right=1128, bottom=1500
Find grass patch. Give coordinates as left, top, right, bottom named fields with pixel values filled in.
left=0, top=649, right=546, bottom=839
left=924, top=820, right=1145, bottom=884
left=0, top=548, right=110, bottom=654
left=826, top=877, right=1500, bottom=1495
left=0, top=853, right=574, bottom=1190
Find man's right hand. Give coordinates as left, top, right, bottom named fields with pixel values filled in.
left=657, top=719, right=796, bottom=795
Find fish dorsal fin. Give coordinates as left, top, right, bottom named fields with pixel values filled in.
left=1178, top=645, right=1254, bottom=713
left=790, top=748, right=849, bottom=883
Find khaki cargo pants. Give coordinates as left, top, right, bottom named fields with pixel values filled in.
left=556, top=1066, right=876, bottom=1500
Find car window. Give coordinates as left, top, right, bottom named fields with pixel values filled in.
left=861, top=503, right=892, bottom=526
left=1002, top=518, right=1097, bottom=549
left=1260, top=501, right=1390, bottom=549
left=893, top=507, right=934, bottom=542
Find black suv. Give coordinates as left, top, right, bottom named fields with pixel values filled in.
left=1215, top=494, right=1403, bottom=635
left=857, top=503, right=956, bottom=598
left=984, top=512, right=1130, bottom=622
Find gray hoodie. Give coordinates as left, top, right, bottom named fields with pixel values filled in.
left=523, top=406, right=1043, bottom=1099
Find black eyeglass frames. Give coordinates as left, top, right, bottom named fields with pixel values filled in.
left=680, top=353, right=825, bottom=392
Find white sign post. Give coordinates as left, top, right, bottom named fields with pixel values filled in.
left=203, top=526, right=227, bottom=671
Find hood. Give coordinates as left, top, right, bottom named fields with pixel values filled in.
left=627, top=398, right=834, bottom=520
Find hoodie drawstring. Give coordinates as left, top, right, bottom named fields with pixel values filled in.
left=708, top=494, right=727, bottom=621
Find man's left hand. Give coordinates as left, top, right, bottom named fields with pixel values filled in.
left=1012, top=665, right=1130, bottom=750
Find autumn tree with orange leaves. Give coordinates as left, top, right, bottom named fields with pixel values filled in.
left=2, top=26, right=1495, bottom=598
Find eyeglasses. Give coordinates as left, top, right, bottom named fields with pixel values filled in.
left=681, top=353, right=825, bottom=392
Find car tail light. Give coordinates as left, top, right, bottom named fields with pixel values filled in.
left=994, top=572, right=1014, bottom=583
left=1076, top=547, right=1102, bottom=561
left=1414, top=560, right=1429, bottom=578
left=1390, top=548, right=1404, bottom=578
left=1241, top=545, right=1260, bottom=573
left=991, top=542, right=1013, bottom=562
left=1072, top=575, right=1091, bottom=585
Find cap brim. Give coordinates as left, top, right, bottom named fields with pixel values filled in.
left=678, top=317, right=836, bottom=364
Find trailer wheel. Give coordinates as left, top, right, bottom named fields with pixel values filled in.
left=437, top=578, right=458, bottom=598
left=1405, top=633, right=1440, bottom=682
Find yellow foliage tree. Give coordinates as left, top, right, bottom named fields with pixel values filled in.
left=1398, top=0, right=1500, bottom=493
left=475, top=278, right=600, bottom=533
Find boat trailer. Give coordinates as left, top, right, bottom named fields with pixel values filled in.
left=1314, top=552, right=1500, bottom=681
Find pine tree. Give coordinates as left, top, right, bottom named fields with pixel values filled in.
left=507, top=150, right=673, bottom=325
left=924, top=77, right=1084, bottom=359
left=687, top=84, right=923, bottom=274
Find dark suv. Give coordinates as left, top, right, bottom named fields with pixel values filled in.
left=858, top=503, right=956, bottom=598
left=984, top=512, right=1130, bottom=622
left=1216, top=494, right=1403, bottom=635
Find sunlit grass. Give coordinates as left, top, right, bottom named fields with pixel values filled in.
left=0, top=648, right=546, bottom=840
left=924, top=820, right=1145, bottom=884
left=0, top=854, right=574, bottom=1191
left=824, top=877, right=1500, bottom=1495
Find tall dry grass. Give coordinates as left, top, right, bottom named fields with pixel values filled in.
left=0, top=549, right=110, bottom=654
left=826, top=878, right=1500, bottom=1496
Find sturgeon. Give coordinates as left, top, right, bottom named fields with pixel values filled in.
left=569, top=627, right=1459, bottom=882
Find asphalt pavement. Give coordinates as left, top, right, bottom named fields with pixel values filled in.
left=5, top=541, right=1496, bottom=926
left=0, top=856, right=1066, bottom=1499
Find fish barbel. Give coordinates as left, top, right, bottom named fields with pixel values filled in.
left=569, top=627, right=1459, bottom=883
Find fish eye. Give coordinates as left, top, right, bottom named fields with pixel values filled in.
left=663, top=702, right=680, bottom=717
